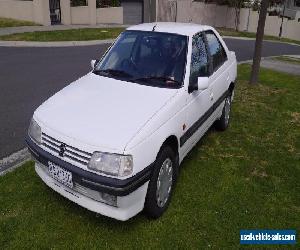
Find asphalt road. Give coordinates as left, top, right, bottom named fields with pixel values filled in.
left=0, top=38, right=300, bottom=158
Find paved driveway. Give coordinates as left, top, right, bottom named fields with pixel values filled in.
left=0, top=38, right=299, bottom=158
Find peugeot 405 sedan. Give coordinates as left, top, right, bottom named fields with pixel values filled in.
left=26, top=22, right=237, bottom=221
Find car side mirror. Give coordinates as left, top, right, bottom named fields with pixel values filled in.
left=197, top=77, right=209, bottom=90
left=90, top=59, right=99, bottom=70
left=188, top=77, right=209, bottom=93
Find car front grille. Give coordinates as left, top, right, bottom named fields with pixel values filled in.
left=41, top=133, right=92, bottom=166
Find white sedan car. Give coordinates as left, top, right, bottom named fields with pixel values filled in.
left=26, top=22, right=237, bottom=221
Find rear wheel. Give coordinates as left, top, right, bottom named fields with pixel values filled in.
left=144, top=146, right=177, bottom=219
left=215, top=92, right=232, bottom=131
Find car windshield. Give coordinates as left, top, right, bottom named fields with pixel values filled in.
left=94, top=30, right=188, bottom=88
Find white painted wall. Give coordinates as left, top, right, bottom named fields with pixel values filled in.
left=71, top=6, right=123, bottom=25
left=33, top=0, right=51, bottom=26
left=157, top=0, right=300, bottom=41
left=240, top=9, right=300, bottom=40
left=176, top=0, right=192, bottom=23
left=0, top=0, right=50, bottom=25
left=284, top=19, right=300, bottom=40
left=0, top=0, right=298, bottom=40
left=89, top=0, right=97, bottom=25
left=71, top=6, right=90, bottom=25
left=96, top=7, right=123, bottom=24
left=0, top=0, right=123, bottom=26
left=0, top=0, right=34, bottom=22
left=157, top=0, right=176, bottom=22
left=158, top=0, right=237, bottom=29
left=60, top=0, right=71, bottom=25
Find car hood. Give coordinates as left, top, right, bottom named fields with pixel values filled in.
left=35, top=73, right=178, bottom=152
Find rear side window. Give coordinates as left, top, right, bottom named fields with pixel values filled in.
left=205, top=31, right=227, bottom=72
left=189, top=33, right=209, bottom=85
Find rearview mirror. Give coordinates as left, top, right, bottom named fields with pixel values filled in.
left=197, top=77, right=209, bottom=90
left=90, top=59, right=99, bottom=70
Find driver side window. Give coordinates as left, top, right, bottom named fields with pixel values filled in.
left=189, top=33, right=209, bottom=86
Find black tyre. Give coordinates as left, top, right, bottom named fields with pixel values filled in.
left=215, top=92, right=232, bottom=131
left=144, top=146, right=178, bottom=219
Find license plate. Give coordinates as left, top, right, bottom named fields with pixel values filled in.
left=48, top=161, right=73, bottom=188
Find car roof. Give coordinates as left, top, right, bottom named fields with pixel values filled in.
left=126, top=22, right=212, bottom=37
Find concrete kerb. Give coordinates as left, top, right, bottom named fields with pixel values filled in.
left=238, top=54, right=300, bottom=65
left=0, top=148, right=31, bottom=176
left=223, top=36, right=300, bottom=47
left=0, top=39, right=115, bottom=47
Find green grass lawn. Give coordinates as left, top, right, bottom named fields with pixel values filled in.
left=0, top=65, right=299, bottom=248
left=0, top=28, right=125, bottom=41
left=272, top=56, right=300, bottom=65
left=217, top=27, right=300, bottom=46
left=0, top=17, right=39, bottom=28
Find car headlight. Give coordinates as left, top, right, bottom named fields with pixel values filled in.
left=28, top=118, right=41, bottom=144
left=88, top=152, right=133, bottom=177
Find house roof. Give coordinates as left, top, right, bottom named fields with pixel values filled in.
left=126, top=22, right=212, bottom=37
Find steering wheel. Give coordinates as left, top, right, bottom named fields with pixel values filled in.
left=130, top=56, right=138, bottom=70
left=121, top=57, right=141, bottom=74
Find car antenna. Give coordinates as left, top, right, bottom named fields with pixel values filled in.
left=152, top=24, right=157, bottom=31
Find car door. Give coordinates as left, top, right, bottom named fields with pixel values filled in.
left=180, top=32, right=212, bottom=156
left=204, top=30, right=230, bottom=118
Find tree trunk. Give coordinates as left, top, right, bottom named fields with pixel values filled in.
left=249, top=0, right=270, bottom=85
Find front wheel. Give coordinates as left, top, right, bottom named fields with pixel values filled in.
left=215, top=93, right=232, bottom=131
left=144, top=146, right=177, bottom=219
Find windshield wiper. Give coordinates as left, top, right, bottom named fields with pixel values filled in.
left=93, top=69, right=132, bottom=78
left=132, top=76, right=181, bottom=86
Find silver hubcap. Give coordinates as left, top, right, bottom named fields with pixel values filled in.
left=156, top=158, right=173, bottom=208
left=224, top=96, right=231, bottom=125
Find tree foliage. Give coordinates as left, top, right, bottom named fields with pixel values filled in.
left=96, top=0, right=120, bottom=8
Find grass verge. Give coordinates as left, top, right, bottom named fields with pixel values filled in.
left=0, top=17, right=39, bottom=28
left=0, top=28, right=125, bottom=41
left=272, top=55, right=300, bottom=65
left=217, top=27, right=300, bottom=46
left=0, top=65, right=299, bottom=248
left=0, top=26, right=299, bottom=46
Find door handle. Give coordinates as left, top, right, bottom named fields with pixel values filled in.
left=210, top=92, right=214, bottom=101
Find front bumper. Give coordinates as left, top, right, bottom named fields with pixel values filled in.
left=35, top=162, right=148, bottom=221
left=26, top=136, right=153, bottom=196
left=26, top=136, right=153, bottom=220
